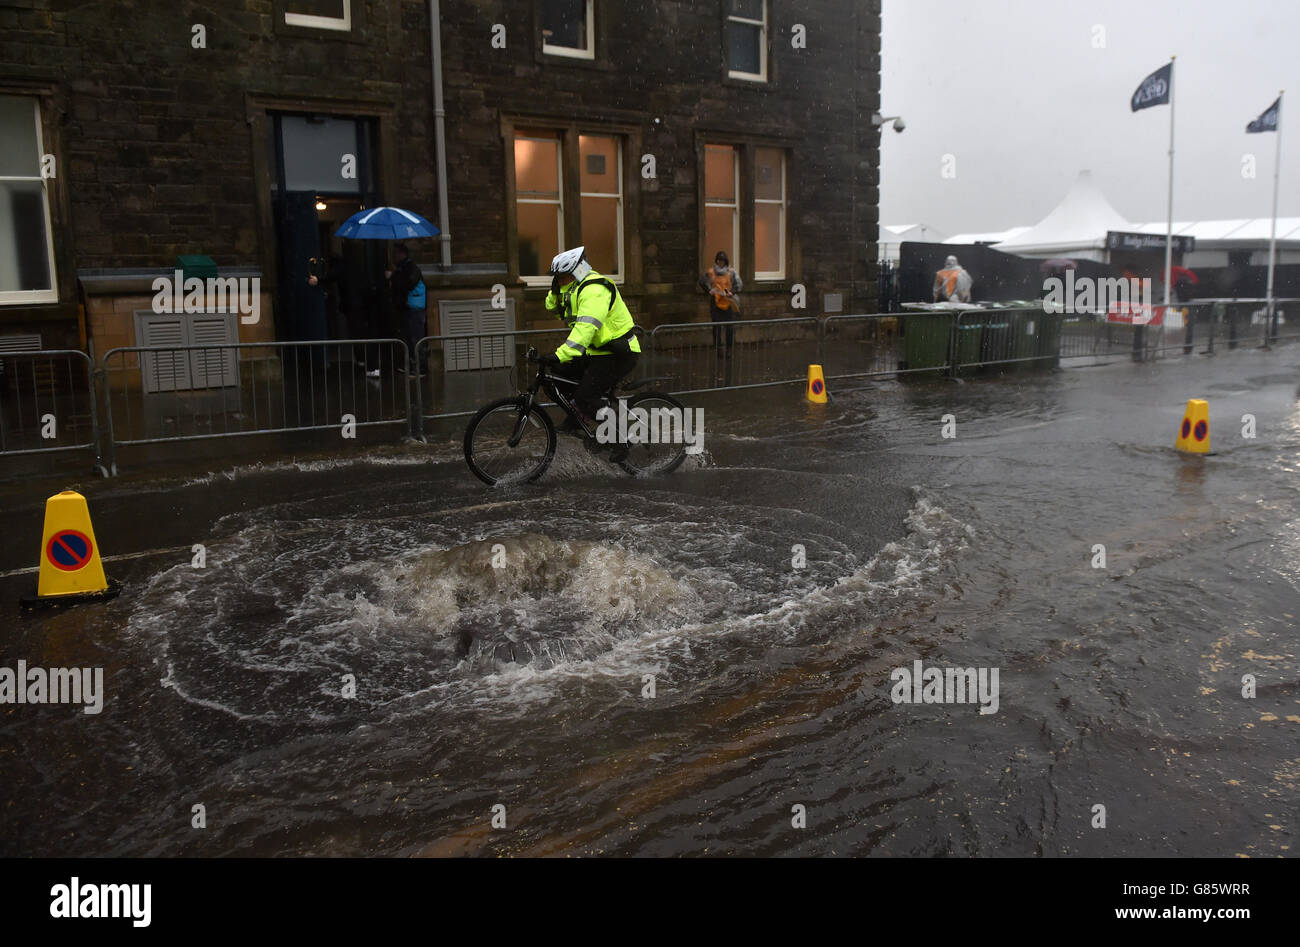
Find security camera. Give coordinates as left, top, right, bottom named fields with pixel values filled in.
left=871, top=112, right=906, bottom=133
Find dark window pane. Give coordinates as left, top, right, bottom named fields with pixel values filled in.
left=0, top=182, right=53, bottom=293
left=727, top=21, right=761, bottom=75
left=730, top=0, right=763, bottom=20
left=280, top=115, right=359, bottom=193
left=0, top=96, right=40, bottom=177
left=286, top=0, right=347, bottom=18
left=543, top=0, right=587, bottom=49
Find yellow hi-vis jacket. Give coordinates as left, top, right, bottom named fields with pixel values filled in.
left=547, top=270, right=642, bottom=362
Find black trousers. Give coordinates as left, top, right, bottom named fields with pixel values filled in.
left=553, top=351, right=638, bottom=419
left=710, top=303, right=736, bottom=352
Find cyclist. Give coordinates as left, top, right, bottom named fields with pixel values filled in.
left=539, top=247, right=641, bottom=457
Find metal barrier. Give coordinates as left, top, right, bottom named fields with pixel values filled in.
left=100, top=339, right=410, bottom=469
left=649, top=316, right=820, bottom=394
left=1142, top=298, right=1300, bottom=357
left=820, top=312, right=951, bottom=380
left=412, top=328, right=571, bottom=435
left=0, top=349, right=105, bottom=474
left=11, top=299, right=1300, bottom=475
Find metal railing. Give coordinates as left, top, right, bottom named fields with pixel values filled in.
left=649, top=316, right=820, bottom=394
left=820, top=312, right=942, bottom=380
left=0, top=349, right=105, bottom=473
left=412, top=328, right=571, bottom=435
left=100, top=339, right=411, bottom=470
left=9, top=301, right=1300, bottom=477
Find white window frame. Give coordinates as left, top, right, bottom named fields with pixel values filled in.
left=754, top=149, right=786, bottom=280
left=703, top=145, right=740, bottom=273
left=579, top=135, right=623, bottom=282
left=284, top=0, right=352, bottom=32
left=542, top=0, right=595, bottom=60
left=515, top=133, right=565, bottom=288
left=0, top=97, right=58, bottom=306
left=726, top=1, right=767, bottom=82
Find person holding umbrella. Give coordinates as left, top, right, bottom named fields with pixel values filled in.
left=333, top=206, right=439, bottom=376
left=386, top=243, right=426, bottom=375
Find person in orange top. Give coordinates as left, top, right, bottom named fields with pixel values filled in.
left=933, top=255, right=973, bottom=303
left=699, top=250, right=743, bottom=356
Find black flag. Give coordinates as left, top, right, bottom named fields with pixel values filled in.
left=1131, top=62, right=1172, bottom=112
left=1247, top=97, right=1281, bottom=133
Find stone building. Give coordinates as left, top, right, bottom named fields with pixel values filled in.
left=1, top=0, right=882, bottom=356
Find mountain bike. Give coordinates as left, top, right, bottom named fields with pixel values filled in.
left=463, top=346, right=689, bottom=485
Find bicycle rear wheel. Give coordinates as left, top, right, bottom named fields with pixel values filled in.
left=616, top=392, right=690, bottom=477
left=463, top=397, right=556, bottom=485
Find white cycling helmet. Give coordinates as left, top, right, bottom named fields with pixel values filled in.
left=549, top=246, right=592, bottom=283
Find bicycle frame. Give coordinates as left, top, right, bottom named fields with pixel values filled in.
left=507, top=361, right=587, bottom=448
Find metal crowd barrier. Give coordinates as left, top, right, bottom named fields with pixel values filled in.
left=100, top=339, right=410, bottom=471
left=412, top=328, right=570, bottom=436
left=1141, top=298, right=1300, bottom=357
left=0, top=348, right=105, bottom=474
left=11, top=300, right=1300, bottom=477
left=648, top=316, right=820, bottom=394
left=820, top=312, right=936, bottom=380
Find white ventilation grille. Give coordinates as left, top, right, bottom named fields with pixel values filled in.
left=440, top=299, right=516, bottom=371
left=133, top=311, right=239, bottom=393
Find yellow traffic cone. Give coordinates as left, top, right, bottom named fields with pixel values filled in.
left=1175, top=399, right=1210, bottom=454
left=21, top=490, right=121, bottom=609
left=806, top=364, right=828, bottom=403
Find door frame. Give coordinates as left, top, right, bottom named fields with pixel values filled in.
left=245, top=93, right=396, bottom=337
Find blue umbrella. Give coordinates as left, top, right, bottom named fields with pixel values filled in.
left=334, top=206, right=439, bottom=240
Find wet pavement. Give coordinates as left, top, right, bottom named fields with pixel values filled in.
left=2, top=345, right=1298, bottom=856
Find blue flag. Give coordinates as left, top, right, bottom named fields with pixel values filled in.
left=1132, top=62, right=1172, bottom=112
left=1247, top=97, right=1281, bottom=133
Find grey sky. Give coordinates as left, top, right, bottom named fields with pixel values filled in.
left=879, top=0, right=1296, bottom=234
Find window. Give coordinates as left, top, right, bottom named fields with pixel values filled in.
left=579, top=135, right=622, bottom=278
left=754, top=147, right=785, bottom=278
left=0, top=96, right=56, bottom=305
left=703, top=144, right=739, bottom=272
left=284, top=0, right=351, bottom=31
left=512, top=128, right=627, bottom=285
left=279, top=115, right=360, bottom=193
left=515, top=132, right=564, bottom=281
left=542, top=0, right=594, bottom=60
left=700, top=142, right=789, bottom=281
left=726, top=0, right=767, bottom=81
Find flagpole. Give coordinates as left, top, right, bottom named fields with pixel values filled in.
left=1266, top=90, right=1283, bottom=345
left=1163, top=55, right=1176, bottom=352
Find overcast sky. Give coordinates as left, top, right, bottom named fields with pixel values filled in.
left=879, top=0, right=1296, bottom=234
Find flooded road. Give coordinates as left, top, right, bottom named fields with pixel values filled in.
left=3, top=346, right=1299, bottom=857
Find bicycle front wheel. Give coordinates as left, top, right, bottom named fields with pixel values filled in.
left=463, top=397, right=556, bottom=485
left=616, top=392, right=690, bottom=477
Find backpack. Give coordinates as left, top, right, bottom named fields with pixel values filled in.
left=406, top=279, right=426, bottom=310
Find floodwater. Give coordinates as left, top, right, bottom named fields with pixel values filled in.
left=2, top=345, right=1298, bottom=856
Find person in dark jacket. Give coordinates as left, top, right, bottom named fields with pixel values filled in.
left=699, top=250, right=742, bottom=356
left=386, top=243, right=426, bottom=374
